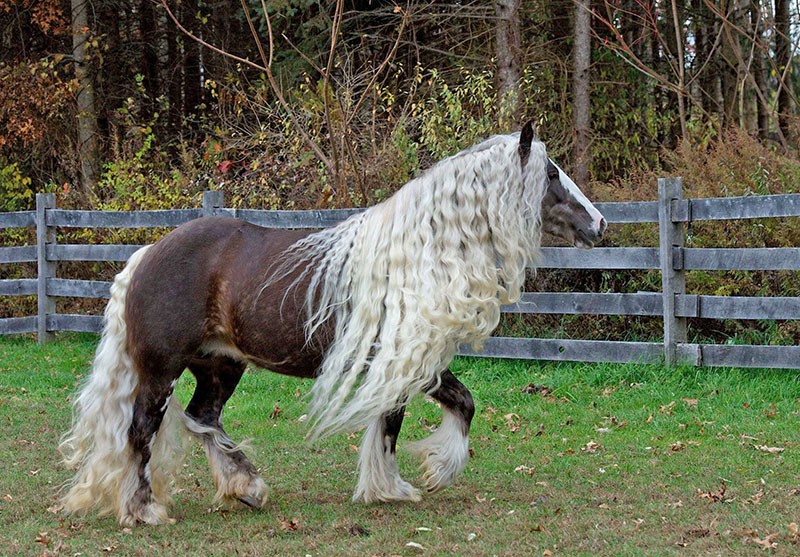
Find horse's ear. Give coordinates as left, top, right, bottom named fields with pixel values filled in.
left=519, top=119, right=536, bottom=164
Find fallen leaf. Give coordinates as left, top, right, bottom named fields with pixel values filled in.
left=750, top=532, right=779, bottom=550
left=504, top=413, right=521, bottom=433
left=521, top=383, right=552, bottom=396
left=269, top=403, right=281, bottom=420
left=671, top=441, right=686, bottom=452
left=406, top=541, right=425, bottom=550
left=598, top=503, right=611, bottom=509
left=582, top=441, right=601, bottom=453
left=789, top=522, right=799, bottom=543
left=514, top=465, right=535, bottom=476
left=279, top=518, right=299, bottom=531
left=681, top=398, right=698, bottom=408
left=348, top=523, right=370, bottom=537
left=660, top=401, right=675, bottom=415
left=754, top=444, right=785, bottom=454
left=697, top=481, right=726, bottom=503
left=749, top=489, right=764, bottom=504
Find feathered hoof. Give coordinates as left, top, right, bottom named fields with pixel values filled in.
left=121, top=501, right=175, bottom=526
left=352, top=478, right=422, bottom=504
left=218, top=474, right=269, bottom=510
left=419, top=460, right=456, bottom=493
left=406, top=441, right=469, bottom=494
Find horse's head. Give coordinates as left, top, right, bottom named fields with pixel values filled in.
left=519, top=121, right=607, bottom=249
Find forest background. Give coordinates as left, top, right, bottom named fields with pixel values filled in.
left=2, top=0, right=800, bottom=344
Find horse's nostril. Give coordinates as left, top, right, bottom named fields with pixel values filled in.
left=598, top=218, right=607, bottom=236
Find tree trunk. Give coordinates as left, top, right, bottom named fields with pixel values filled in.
left=774, top=0, right=794, bottom=143
left=183, top=0, right=203, bottom=124
left=495, top=0, right=521, bottom=121
left=671, top=0, right=687, bottom=140
left=720, top=0, right=743, bottom=127
left=71, top=0, right=100, bottom=194
left=166, top=9, right=181, bottom=134
left=749, top=0, right=769, bottom=138
left=140, top=0, right=160, bottom=121
left=573, top=0, right=591, bottom=185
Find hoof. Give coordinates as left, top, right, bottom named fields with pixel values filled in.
left=219, top=475, right=269, bottom=510
left=121, top=501, right=175, bottom=526
left=352, top=478, right=422, bottom=504
left=237, top=494, right=263, bottom=509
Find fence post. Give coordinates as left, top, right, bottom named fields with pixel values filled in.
left=658, top=177, right=687, bottom=366
left=203, top=190, right=223, bottom=217
left=36, top=193, right=56, bottom=345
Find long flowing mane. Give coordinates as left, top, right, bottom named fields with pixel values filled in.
left=270, top=132, right=549, bottom=438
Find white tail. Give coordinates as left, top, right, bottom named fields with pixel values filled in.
left=58, top=246, right=189, bottom=525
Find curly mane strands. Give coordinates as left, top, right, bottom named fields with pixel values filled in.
left=279, top=133, right=548, bottom=438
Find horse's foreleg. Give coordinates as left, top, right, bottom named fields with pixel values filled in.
left=406, top=368, right=474, bottom=493
left=353, top=406, right=421, bottom=503
left=185, top=355, right=268, bottom=510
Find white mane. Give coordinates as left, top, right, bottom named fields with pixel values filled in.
left=275, top=132, right=549, bottom=438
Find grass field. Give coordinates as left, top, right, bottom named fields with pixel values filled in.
left=2, top=334, right=800, bottom=556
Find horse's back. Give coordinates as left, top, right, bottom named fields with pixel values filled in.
left=125, top=217, right=319, bottom=376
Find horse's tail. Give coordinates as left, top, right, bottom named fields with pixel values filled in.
left=58, top=245, right=186, bottom=523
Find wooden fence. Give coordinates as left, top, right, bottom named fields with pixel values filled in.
left=2, top=181, right=800, bottom=369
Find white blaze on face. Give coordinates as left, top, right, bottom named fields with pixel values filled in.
left=550, top=160, right=606, bottom=234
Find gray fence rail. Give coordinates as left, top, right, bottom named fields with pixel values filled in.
left=2, top=183, right=800, bottom=369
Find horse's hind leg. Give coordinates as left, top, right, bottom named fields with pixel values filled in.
left=353, top=406, right=421, bottom=503
left=406, top=368, right=475, bottom=493
left=185, top=355, right=268, bottom=510
left=126, top=359, right=187, bottom=525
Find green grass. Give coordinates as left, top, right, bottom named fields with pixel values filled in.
left=2, top=334, right=800, bottom=555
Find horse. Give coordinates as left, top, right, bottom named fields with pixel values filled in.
left=58, top=121, right=606, bottom=526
